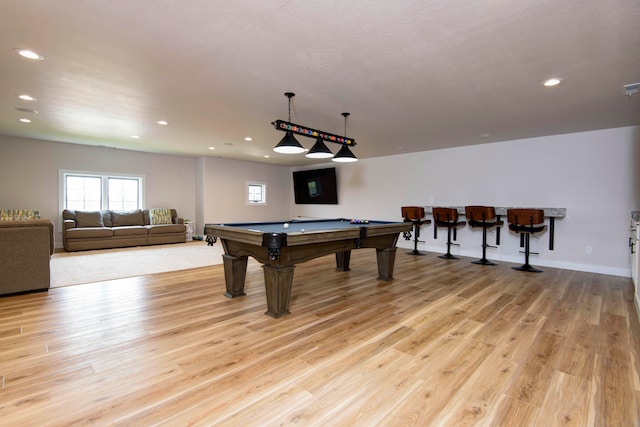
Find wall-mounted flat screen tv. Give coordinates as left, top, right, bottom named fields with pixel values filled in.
left=293, top=167, right=338, bottom=204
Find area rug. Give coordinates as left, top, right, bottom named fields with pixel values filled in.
left=50, top=241, right=225, bottom=288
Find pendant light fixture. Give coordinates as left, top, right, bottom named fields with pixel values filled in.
left=271, top=92, right=358, bottom=161
left=332, top=113, right=358, bottom=162
left=273, top=92, right=305, bottom=154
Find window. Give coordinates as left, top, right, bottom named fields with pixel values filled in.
left=62, top=171, right=144, bottom=211
left=108, top=177, right=140, bottom=210
left=66, top=175, right=102, bottom=210
left=247, top=181, right=267, bottom=206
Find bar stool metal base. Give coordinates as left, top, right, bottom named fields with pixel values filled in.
left=507, top=209, right=547, bottom=274
left=512, top=232, right=543, bottom=272
left=407, top=250, right=427, bottom=256
left=465, top=208, right=501, bottom=267
left=401, top=214, right=430, bottom=257
left=435, top=222, right=462, bottom=260
left=512, top=264, right=543, bottom=273
left=472, top=258, right=497, bottom=266
left=438, top=253, right=459, bottom=260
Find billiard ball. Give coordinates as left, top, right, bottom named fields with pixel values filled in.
left=301, top=228, right=305, bottom=233
left=283, top=223, right=289, bottom=229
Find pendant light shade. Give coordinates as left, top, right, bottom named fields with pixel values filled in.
left=332, top=112, right=358, bottom=162
left=305, top=138, right=334, bottom=158
left=273, top=131, right=305, bottom=154
left=332, top=144, right=358, bottom=162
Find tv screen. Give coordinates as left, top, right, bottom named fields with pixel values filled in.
left=293, top=167, right=338, bottom=204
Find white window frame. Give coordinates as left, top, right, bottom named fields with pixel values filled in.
left=246, top=181, right=267, bottom=206
left=59, top=169, right=145, bottom=212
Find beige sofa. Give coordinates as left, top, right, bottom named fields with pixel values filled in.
left=0, top=219, right=54, bottom=295
left=62, top=209, right=186, bottom=251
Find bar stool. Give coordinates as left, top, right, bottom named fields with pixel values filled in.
left=507, top=208, right=546, bottom=273
left=432, top=207, right=466, bottom=259
left=465, top=206, right=503, bottom=266
left=401, top=206, right=431, bottom=255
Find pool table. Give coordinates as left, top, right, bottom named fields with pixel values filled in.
left=204, top=219, right=412, bottom=318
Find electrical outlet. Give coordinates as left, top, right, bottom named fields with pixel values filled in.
left=586, top=246, right=592, bottom=255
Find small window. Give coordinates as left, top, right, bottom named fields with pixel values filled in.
left=247, top=181, right=267, bottom=206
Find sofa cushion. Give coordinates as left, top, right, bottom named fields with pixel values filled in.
left=149, top=208, right=173, bottom=225
left=112, top=226, right=148, bottom=236
left=75, top=211, right=104, bottom=228
left=66, top=227, right=114, bottom=239
left=147, top=224, right=186, bottom=234
left=110, top=210, right=144, bottom=226
left=101, top=210, right=113, bottom=227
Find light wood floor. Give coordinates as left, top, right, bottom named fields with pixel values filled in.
left=1, top=249, right=639, bottom=426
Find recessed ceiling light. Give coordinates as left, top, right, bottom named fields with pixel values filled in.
left=244, top=137, right=253, bottom=141
left=156, top=120, right=168, bottom=126
left=14, top=48, right=44, bottom=60
left=542, top=78, right=562, bottom=87
left=208, top=146, right=215, bottom=150
left=19, top=118, right=32, bottom=123
left=481, top=133, right=490, bottom=138
left=130, top=135, right=140, bottom=139
left=18, top=94, right=36, bottom=101
left=264, top=155, right=270, bottom=158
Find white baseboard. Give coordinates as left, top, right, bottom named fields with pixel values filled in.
left=396, top=242, right=631, bottom=277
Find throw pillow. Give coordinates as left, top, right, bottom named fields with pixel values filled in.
left=75, top=211, right=104, bottom=228
left=149, top=208, right=172, bottom=225
left=0, top=209, right=41, bottom=221
left=110, top=210, right=144, bottom=226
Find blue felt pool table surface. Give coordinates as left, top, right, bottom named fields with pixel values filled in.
left=219, top=218, right=389, bottom=234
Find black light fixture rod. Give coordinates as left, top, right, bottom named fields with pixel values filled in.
left=342, top=112, right=350, bottom=136
left=284, top=92, right=295, bottom=122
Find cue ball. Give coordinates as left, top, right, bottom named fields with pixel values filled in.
left=283, top=223, right=289, bottom=229
left=301, top=228, right=305, bottom=233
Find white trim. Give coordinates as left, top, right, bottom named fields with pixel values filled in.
left=396, top=241, right=632, bottom=277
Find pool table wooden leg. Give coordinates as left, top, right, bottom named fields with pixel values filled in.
left=262, top=265, right=295, bottom=318
left=335, top=250, right=352, bottom=271
left=222, top=254, right=248, bottom=298
left=376, top=247, right=397, bottom=280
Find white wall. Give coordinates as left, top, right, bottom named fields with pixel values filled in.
left=200, top=156, right=291, bottom=227
left=292, top=126, right=640, bottom=276
left=0, top=135, right=197, bottom=246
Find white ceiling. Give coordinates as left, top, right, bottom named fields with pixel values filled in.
left=1, top=1, right=639, bottom=166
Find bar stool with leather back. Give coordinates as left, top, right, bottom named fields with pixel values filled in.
left=507, top=208, right=547, bottom=273
left=401, top=206, right=431, bottom=255
left=432, top=207, right=466, bottom=259
left=465, top=205, right=503, bottom=266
